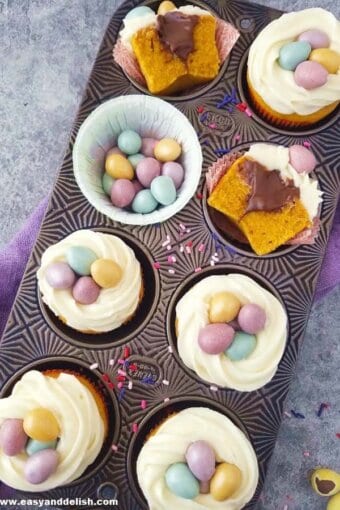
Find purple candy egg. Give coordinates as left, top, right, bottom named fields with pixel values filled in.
left=185, top=440, right=216, bottom=482
left=289, top=144, right=317, bottom=174
left=0, top=419, right=27, bottom=456
left=111, top=179, right=136, bottom=208
left=141, top=138, right=158, bottom=157
left=136, top=157, right=161, bottom=187
left=198, top=323, right=235, bottom=355
left=72, top=276, right=100, bottom=304
left=106, top=146, right=124, bottom=157
left=161, top=162, right=184, bottom=189
left=298, top=30, right=330, bottom=49
left=199, top=480, right=211, bottom=494
left=24, top=449, right=59, bottom=484
left=132, top=179, right=144, bottom=194
left=294, top=61, right=328, bottom=91
left=45, top=262, right=76, bottom=290
left=238, top=303, right=266, bottom=334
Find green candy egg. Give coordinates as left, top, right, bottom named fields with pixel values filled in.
left=125, top=6, right=154, bottom=21
left=66, top=246, right=98, bottom=276
left=150, top=175, right=176, bottom=206
left=225, top=332, right=257, bottom=361
left=117, top=130, right=142, bottom=155
left=279, top=41, right=311, bottom=71
left=102, top=172, right=115, bottom=196
left=26, top=438, right=58, bottom=456
left=132, top=189, right=158, bottom=214
left=165, top=462, right=200, bottom=499
left=128, top=153, right=145, bottom=169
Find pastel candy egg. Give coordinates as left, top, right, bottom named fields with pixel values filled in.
left=102, top=172, right=115, bottom=196
left=209, top=292, right=241, bottom=323
left=66, top=246, right=98, bottom=276
left=132, top=189, right=158, bottom=214
left=199, top=480, right=210, bottom=494
left=154, top=138, right=181, bottom=162
left=23, top=408, right=59, bottom=442
left=289, top=144, right=317, bottom=174
left=294, top=61, right=328, bottom=90
left=210, top=463, right=242, bottom=501
left=24, top=449, right=59, bottom=484
left=185, top=440, right=216, bottom=482
left=0, top=419, right=27, bottom=456
left=165, top=462, right=200, bottom=499
left=128, top=153, right=145, bottom=169
left=158, top=0, right=176, bottom=15
left=105, top=154, right=134, bottom=180
left=136, top=157, right=161, bottom=187
left=278, top=41, right=311, bottom=71
left=45, top=262, right=76, bottom=290
left=225, top=332, right=257, bottom=361
left=161, top=162, right=184, bottom=189
left=150, top=175, right=177, bottom=206
left=198, top=323, right=235, bottom=355
left=311, top=468, right=340, bottom=497
left=124, top=6, right=154, bottom=21
left=132, top=179, right=144, bottom=194
left=309, top=48, right=340, bottom=74
left=117, top=130, right=142, bottom=155
left=328, top=493, right=340, bottom=510
left=72, top=276, right=101, bottom=304
left=298, top=30, right=330, bottom=49
left=91, top=258, right=122, bottom=288
left=106, top=146, right=124, bottom=157
left=26, top=439, right=58, bottom=456
left=238, top=303, right=266, bottom=334
left=141, top=138, right=158, bottom=157
left=111, top=179, right=136, bottom=208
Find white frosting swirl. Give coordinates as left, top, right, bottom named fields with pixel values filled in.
left=248, top=8, right=340, bottom=115
left=137, top=407, right=258, bottom=510
left=0, top=371, right=105, bottom=491
left=176, top=274, right=287, bottom=391
left=37, top=230, right=142, bottom=333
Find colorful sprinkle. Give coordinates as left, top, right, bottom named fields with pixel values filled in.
left=117, top=382, right=124, bottom=389
left=303, top=451, right=310, bottom=457
left=284, top=411, right=292, bottom=418
left=167, top=255, right=176, bottom=264
left=199, top=112, right=208, bottom=122
left=208, top=123, right=216, bottom=129
left=164, top=397, right=170, bottom=403
left=290, top=410, right=305, bottom=419
left=168, top=269, right=175, bottom=274
left=210, top=385, right=218, bottom=392
left=317, top=402, right=329, bottom=417
left=303, top=141, right=311, bottom=148
left=198, top=243, right=205, bottom=252
left=118, top=388, right=126, bottom=401
left=196, top=192, right=203, bottom=200
left=90, top=363, right=98, bottom=370
left=128, top=381, right=133, bottom=390
left=111, top=444, right=118, bottom=452
left=214, top=148, right=230, bottom=156
left=132, top=423, right=138, bottom=433
left=118, top=369, right=127, bottom=377
left=162, top=236, right=171, bottom=247
left=153, top=261, right=161, bottom=269
left=162, top=379, right=169, bottom=386
left=236, top=102, right=247, bottom=112
left=109, top=359, right=115, bottom=366
left=141, top=400, right=147, bottom=410
left=245, top=107, right=253, bottom=117
left=168, top=346, right=173, bottom=353
left=336, top=433, right=340, bottom=439
left=123, top=347, right=130, bottom=358
left=194, top=267, right=202, bottom=273
left=129, top=364, right=137, bottom=371
left=107, top=382, right=114, bottom=390
left=102, top=373, right=110, bottom=382
left=197, top=105, right=205, bottom=114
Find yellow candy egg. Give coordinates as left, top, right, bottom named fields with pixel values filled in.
left=209, top=292, right=241, bottom=323
left=157, top=0, right=176, bottom=15
left=154, top=138, right=181, bottom=162
left=309, top=49, right=340, bottom=74
left=327, top=492, right=340, bottom=510
left=210, top=463, right=242, bottom=501
left=91, top=258, right=122, bottom=288
left=23, top=408, right=59, bottom=442
left=310, top=468, right=340, bottom=497
left=105, top=154, right=134, bottom=180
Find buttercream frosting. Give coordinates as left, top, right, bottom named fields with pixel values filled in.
left=37, top=230, right=142, bottom=333
left=248, top=8, right=340, bottom=115
left=176, top=274, right=287, bottom=391
left=0, top=371, right=105, bottom=491
left=137, top=407, right=258, bottom=509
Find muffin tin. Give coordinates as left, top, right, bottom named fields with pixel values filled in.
left=0, top=0, right=339, bottom=508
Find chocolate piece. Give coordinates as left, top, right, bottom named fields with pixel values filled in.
left=157, top=12, right=199, bottom=60
left=239, top=159, right=300, bottom=213
left=315, top=477, right=336, bottom=495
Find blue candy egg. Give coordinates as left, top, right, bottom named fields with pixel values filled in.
left=278, top=41, right=311, bottom=71
left=150, top=175, right=176, bottom=206
left=131, top=189, right=158, bottom=214
left=124, top=6, right=154, bottom=21
left=102, top=173, right=115, bottom=196
left=66, top=246, right=98, bottom=276
left=117, top=130, right=142, bottom=156
left=128, top=153, right=145, bottom=169
left=225, top=332, right=257, bottom=361
left=26, top=438, right=58, bottom=456
left=165, top=462, right=200, bottom=499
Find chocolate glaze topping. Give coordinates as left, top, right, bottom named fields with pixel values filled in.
left=315, top=477, right=336, bottom=495
left=239, top=159, right=300, bottom=213
left=157, top=11, right=199, bottom=60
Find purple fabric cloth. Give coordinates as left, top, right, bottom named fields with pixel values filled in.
left=0, top=198, right=339, bottom=338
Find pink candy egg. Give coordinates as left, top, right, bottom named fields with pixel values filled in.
left=141, top=138, right=158, bottom=157
left=24, top=449, right=59, bottom=484
left=289, top=144, right=317, bottom=174
left=72, top=276, right=100, bottom=304
left=198, top=323, right=235, bottom=354
left=294, top=60, right=328, bottom=90
left=132, top=179, right=144, bottom=194
left=136, top=157, right=161, bottom=187
left=298, top=30, right=330, bottom=49
left=0, top=419, right=27, bottom=456
left=185, top=440, right=216, bottom=482
left=111, top=179, right=136, bottom=208
left=45, top=262, right=76, bottom=290
left=238, top=304, right=266, bottom=334
left=161, top=162, right=184, bottom=189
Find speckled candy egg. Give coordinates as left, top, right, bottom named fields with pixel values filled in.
left=289, top=144, right=317, bottom=174
left=24, top=449, right=59, bottom=484
left=72, top=276, right=101, bottom=304
left=298, top=30, right=330, bottom=49
left=136, top=157, right=161, bottom=187
left=128, top=153, right=145, bottom=169
left=45, top=262, right=76, bottom=290
left=23, top=408, right=59, bottom=442
left=66, top=246, right=98, bottom=276
left=91, top=258, right=122, bottom=288
left=117, top=130, right=142, bottom=155
left=278, top=41, right=311, bottom=71
left=105, top=154, right=134, bottom=180
left=150, top=176, right=177, bottom=206
left=309, top=48, right=340, bottom=74
left=210, top=463, right=242, bottom=501
left=238, top=303, right=266, bottom=334
left=185, top=440, right=216, bottom=481
left=209, top=292, right=241, bottom=323
left=102, top=172, right=115, bottom=196
left=328, top=493, right=340, bottom=510
left=125, top=5, right=154, bottom=20
left=110, top=179, right=136, bottom=208
left=198, top=323, right=235, bottom=355
left=225, top=332, right=257, bottom=361
left=26, top=439, right=58, bottom=456
left=132, top=189, right=158, bottom=214
left=294, top=61, right=328, bottom=90
left=161, top=162, right=184, bottom=189
left=165, top=462, right=200, bottom=499
left=141, top=138, right=158, bottom=157
left=0, top=419, right=27, bottom=456
left=154, top=138, right=181, bottom=162
left=158, top=0, right=176, bottom=15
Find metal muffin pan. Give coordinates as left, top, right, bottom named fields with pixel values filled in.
left=0, top=0, right=339, bottom=508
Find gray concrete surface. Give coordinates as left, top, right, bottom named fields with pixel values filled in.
left=0, top=1, right=339, bottom=509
